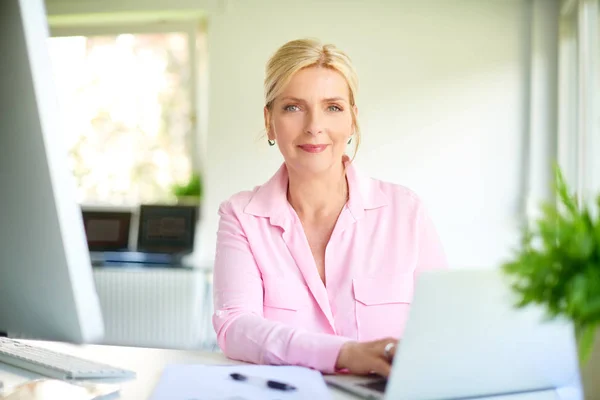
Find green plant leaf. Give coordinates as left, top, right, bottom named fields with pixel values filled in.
left=501, top=163, right=600, bottom=363
left=554, top=165, right=578, bottom=215
left=171, top=173, right=203, bottom=199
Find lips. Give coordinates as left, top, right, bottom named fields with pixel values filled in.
left=298, top=144, right=328, bottom=153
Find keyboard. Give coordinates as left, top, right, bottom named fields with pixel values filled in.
left=359, top=377, right=388, bottom=393
left=0, top=337, right=136, bottom=379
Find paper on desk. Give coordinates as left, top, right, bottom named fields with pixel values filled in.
left=149, top=364, right=332, bottom=400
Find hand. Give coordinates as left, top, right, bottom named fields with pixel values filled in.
left=335, top=338, right=398, bottom=377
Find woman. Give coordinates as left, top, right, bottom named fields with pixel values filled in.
left=212, top=38, right=447, bottom=377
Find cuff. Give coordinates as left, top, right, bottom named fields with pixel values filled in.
left=299, top=334, right=354, bottom=373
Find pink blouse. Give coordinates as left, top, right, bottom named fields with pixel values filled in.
left=212, top=161, right=448, bottom=373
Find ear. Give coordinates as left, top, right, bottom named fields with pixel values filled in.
left=264, top=106, right=274, bottom=140
left=352, top=104, right=359, bottom=131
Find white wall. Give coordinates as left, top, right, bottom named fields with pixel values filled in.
left=198, top=0, right=534, bottom=269
left=44, top=0, right=558, bottom=269
left=44, top=0, right=219, bottom=15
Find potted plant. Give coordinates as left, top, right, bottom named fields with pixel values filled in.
left=171, top=173, right=203, bottom=206
left=502, top=166, right=600, bottom=400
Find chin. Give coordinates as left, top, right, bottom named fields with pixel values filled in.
left=290, top=155, right=340, bottom=176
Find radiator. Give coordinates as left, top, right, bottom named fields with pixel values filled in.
left=93, top=267, right=216, bottom=351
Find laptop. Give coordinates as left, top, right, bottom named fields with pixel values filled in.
left=325, top=268, right=582, bottom=400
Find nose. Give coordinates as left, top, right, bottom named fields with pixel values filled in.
left=304, top=108, right=324, bottom=136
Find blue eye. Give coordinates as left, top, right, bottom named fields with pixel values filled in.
left=328, top=105, right=342, bottom=112
left=284, top=105, right=300, bottom=112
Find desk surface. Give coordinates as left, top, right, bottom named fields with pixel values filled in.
left=0, top=341, right=581, bottom=400
left=0, top=341, right=355, bottom=400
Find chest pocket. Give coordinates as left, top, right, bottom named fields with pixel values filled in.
left=262, top=275, right=308, bottom=326
left=353, top=273, right=414, bottom=341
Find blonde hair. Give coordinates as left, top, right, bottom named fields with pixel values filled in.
left=264, top=38, right=361, bottom=157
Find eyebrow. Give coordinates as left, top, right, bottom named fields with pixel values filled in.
left=280, top=96, right=348, bottom=103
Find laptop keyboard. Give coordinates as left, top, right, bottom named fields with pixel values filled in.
left=359, top=378, right=388, bottom=393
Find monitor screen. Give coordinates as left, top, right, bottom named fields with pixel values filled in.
left=82, top=211, right=132, bottom=251
left=136, top=205, right=197, bottom=254
left=0, top=0, right=103, bottom=342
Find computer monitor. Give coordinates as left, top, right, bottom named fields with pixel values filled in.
left=82, top=210, right=133, bottom=252
left=0, top=0, right=104, bottom=343
left=137, top=205, right=197, bottom=254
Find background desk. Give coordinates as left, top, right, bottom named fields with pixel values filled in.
left=0, top=341, right=582, bottom=400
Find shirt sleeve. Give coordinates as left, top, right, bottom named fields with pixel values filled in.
left=212, top=200, right=352, bottom=373
left=414, top=201, right=448, bottom=276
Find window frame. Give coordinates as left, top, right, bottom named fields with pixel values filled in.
left=558, top=0, right=599, bottom=203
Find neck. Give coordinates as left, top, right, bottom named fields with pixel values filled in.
left=287, top=161, right=348, bottom=219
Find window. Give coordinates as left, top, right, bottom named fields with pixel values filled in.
left=557, top=0, right=599, bottom=200
left=47, top=23, right=199, bottom=206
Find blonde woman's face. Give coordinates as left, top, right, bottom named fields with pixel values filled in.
left=265, top=66, right=355, bottom=176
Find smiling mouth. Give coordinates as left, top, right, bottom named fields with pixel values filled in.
left=298, top=144, right=328, bottom=153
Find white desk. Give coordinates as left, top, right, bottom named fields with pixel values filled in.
left=0, top=341, right=582, bottom=400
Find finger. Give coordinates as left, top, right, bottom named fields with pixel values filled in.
left=389, top=344, right=396, bottom=359
left=374, top=338, right=398, bottom=353
left=372, top=337, right=397, bottom=346
left=370, top=357, right=392, bottom=377
left=375, top=338, right=398, bottom=360
left=388, top=341, right=398, bottom=359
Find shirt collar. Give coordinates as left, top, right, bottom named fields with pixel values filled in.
left=243, top=158, right=388, bottom=223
